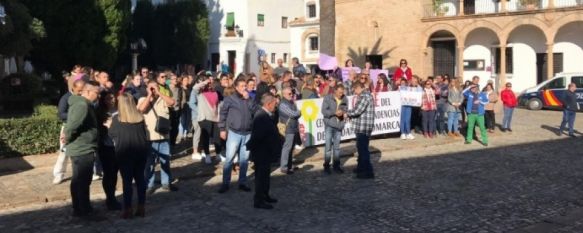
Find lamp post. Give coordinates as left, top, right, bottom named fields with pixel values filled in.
left=130, top=38, right=147, bottom=73
left=0, top=3, right=6, bottom=25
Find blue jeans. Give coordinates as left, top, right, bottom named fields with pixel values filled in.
left=436, top=103, right=447, bottom=133
left=422, top=110, right=436, bottom=134
left=222, top=130, right=250, bottom=187
left=179, top=106, right=191, bottom=137
left=502, top=107, right=514, bottom=129
left=560, top=109, right=576, bottom=136
left=355, top=133, right=373, bottom=175
left=400, top=106, right=412, bottom=134
left=324, top=126, right=342, bottom=167
left=145, top=140, right=172, bottom=188
left=447, top=111, right=461, bottom=133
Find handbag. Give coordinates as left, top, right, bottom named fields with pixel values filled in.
left=151, top=101, right=171, bottom=135
left=277, top=118, right=290, bottom=137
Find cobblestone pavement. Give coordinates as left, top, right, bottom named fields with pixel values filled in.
left=1, top=109, right=583, bottom=233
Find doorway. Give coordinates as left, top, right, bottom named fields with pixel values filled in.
left=228, top=50, right=236, bottom=74
left=365, top=55, right=383, bottom=69
left=432, top=40, right=456, bottom=77
left=536, top=53, right=563, bottom=84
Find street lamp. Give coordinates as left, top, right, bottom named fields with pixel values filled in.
left=0, top=3, right=7, bottom=25
left=130, top=38, right=147, bottom=73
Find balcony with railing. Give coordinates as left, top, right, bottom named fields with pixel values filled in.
left=423, top=0, right=583, bottom=19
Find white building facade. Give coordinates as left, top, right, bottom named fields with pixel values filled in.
left=204, top=0, right=304, bottom=74
left=289, top=0, right=321, bottom=73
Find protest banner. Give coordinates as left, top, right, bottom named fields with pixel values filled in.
left=295, top=91, right=402, bottom=147
left=318, top=53, right=338, bottom=70
left=341, top=67, right=361, bottom=81
left=368, top=69, right=388, bottom=84
left=399, top=90, right=423, bottom=107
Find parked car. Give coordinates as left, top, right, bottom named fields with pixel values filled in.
left=518, top=72, right=583, bottom=111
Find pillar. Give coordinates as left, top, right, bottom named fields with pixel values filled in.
left=500, top=44, right=507, bottom=90
left=501, top=0, right=507, bottom=12
left=548, top=0, right=555, bottom=9
left=459, top=0, right=464, bottom=16
left=457, top=45, right=465, bottom=78
left=547, top=43, right=554, bottom=80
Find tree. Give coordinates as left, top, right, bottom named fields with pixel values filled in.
left=21, top=0, right=130, bottom=75
left=96, top=0, right=132, bottom=70
left=131, top=0, right=155, bottom=68
left=0, top=0, right=39, bottom=72
left=172, top=0, right=210, bottom=66
left=134, top=0, right=210, bottom=68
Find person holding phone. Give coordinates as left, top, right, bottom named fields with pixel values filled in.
left=321, top=85, right=348, bottom=175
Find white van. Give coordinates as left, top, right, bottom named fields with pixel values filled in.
left=518, top=72, right=583, bottom=111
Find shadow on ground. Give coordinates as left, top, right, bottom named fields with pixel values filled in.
left=1, top=137, right=583, bottom=233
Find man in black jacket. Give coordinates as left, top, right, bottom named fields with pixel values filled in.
left=559, top=83, right=579, bottom=137
left=247, top=93, right=280, bottom=209
left=218, top=78, right=257, bottom=193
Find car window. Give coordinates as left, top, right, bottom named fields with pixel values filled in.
left=545, top=77, right=565, bottom=89
left=571, top=76, right=583, bottom=88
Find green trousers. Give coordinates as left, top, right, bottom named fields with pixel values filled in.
left=466, top=113, right=488, bottom=144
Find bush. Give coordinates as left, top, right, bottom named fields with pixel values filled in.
left=0, top=73, right=43, bottom=112
left=0, top=105, right=61, bottom=157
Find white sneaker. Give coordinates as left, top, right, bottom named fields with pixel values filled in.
left=92, top=174, right=102, bottom=181
left=218, top=155, right=226, bottom=163
left=400, top=134, right=407, bottom=140
left=52, top=176, right=64, bottom=185
left=294, top=145, right=304, bottom=150
left=191, top=152, right=201, bottom=161
left=407, top=134, right=415, bottom=140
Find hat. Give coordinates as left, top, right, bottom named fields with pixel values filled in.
left=205, top=71, right=212, bottom=76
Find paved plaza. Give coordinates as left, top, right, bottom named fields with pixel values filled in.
left=1, top=109, right=583, bottom=233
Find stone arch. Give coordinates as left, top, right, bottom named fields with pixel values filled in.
left=460, top=21, right=502, bottom=44
left=423, top=23, right=461, bottom=48
left=550, top=12, right=583, bottom=42
left=502, top=17, right=551, bottom=44
left=300, top=28, right=320, bottom=62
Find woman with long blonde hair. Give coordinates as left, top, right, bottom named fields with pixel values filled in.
left=109, top=93, right=149, bottom=219
left=259, top=61, right=275, bottom=84
left=447, top=77, right=464, bottom=137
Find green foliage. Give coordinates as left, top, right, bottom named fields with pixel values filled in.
left=0, top=105, right=61, bottom=157
left=133, top=0, right=210, bottom=68
left=97, top=0, right=132, bottom=69
left=0, top=73, right=43, bottom=111
left=33, top=104, right=58, bottom=118
left=21, top=0, right=131, bottom=74
left=0, top=0, right=35, bottom=57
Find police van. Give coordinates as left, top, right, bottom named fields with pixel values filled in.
left=518, top=72, right=583, bottom=111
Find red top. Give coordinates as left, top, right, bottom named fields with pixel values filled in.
left=393, top=67, right=413, bottom=82
left=500, top=89, right=517, bottom=108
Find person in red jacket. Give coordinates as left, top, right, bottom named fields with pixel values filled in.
left=500, top=82, right=517, bottom=132
left=393, top=59, right=413, bottom=83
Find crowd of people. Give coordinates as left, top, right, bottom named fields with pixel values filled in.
left=53, top=56, right=579, bottom=221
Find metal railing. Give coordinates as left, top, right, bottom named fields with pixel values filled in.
left=554, top=0, right=583, bottom=8
left=423, top=0, right=583, bottom=19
